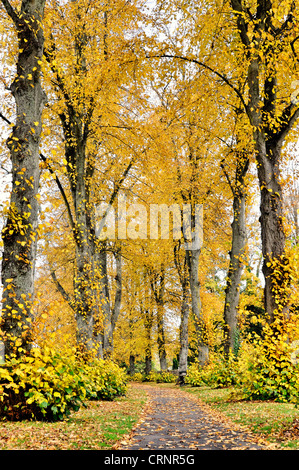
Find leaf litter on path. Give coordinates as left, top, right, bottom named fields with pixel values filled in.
left=118, top=384, right=274, bottom=450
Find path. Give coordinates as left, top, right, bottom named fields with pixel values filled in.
left=118, top=384, right=268, bottom=450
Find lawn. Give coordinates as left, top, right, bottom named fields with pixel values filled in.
left=1, top=381, right=299, bottom=450
left=183, top=385, right=299, bottom=449
left=0, top=384, right=146, bottom=450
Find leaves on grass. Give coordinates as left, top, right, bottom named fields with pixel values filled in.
left=0, top=386, right=146, bottom=450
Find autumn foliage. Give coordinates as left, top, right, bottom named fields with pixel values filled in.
left=0, top=0, right=298, bottom=424
left=0, top=348, right=127, bottom=421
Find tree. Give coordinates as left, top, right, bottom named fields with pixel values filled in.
left=0, top=0, right=47, bottom=358
left=174, top=241, right=190, bottom=384
left=219, top=107, right=252, bottom=356
left=229, top=0, right=299, bottom=322
left=39, top=0, right=145, bottom=356
left=152, top=0, right=299, bottom=323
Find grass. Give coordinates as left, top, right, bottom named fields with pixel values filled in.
left=2, top=380, right=299, bottom=450
left=0, top=384, right=146, bottom=450
left=183, top=385, right=299, bottom=449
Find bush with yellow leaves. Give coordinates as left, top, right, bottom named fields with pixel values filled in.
left=0, top=348, right=86, bottom=421
left=0, top=348, right=127, bottom=421
left=185, top=353, right=239, bottom=388
left=237, top=312, right=299, bottom=403
left=83, top=358, right=127, bottom=400
left=129, top=370, right=177, bottom=383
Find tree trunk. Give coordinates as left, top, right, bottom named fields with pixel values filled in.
left=248, top=54, right=291, bottom=321
left=150, top=268, right=168, bottom=370
left=129, top=354, right=135, bottom=376
left=62, top=115, right=99, bottom=355
left=0, top=0, right=47, bottom=358
left=174, top=243, right=190, bottom=384
left=230, top=0, right=299, bottom=323
left=256, top=142, right=289, bottom=322
left=97, top=245, right=112, bottom=357
left=96, top=244, right=122, bottom=358
left=178, top=285, right=189, bottom=384
left=144, top=308, right=153, bottom=375
left=186, top=248, right=209, bottom=366
left=157, top=302, right=167, bottom=370
left=223, top=156, right=249, bottom=356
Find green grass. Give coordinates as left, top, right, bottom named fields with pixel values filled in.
left=0, top=384, right=146, bottom=450
left=3, top=380, right=299, bottom=450
left=183, top=385, right=299, bottom=449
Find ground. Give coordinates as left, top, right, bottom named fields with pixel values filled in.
left=117, top=384, right=270, bottom=450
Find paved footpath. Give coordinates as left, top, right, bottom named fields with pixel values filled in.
left=119, top=384, right=269, bottom=451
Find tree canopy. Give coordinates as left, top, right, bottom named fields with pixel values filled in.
left=0, top=0, right=298, bottom=392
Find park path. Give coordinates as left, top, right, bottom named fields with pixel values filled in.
left=118, top=384, right=269, bottom=450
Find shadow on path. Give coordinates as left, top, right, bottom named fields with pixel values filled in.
left=118, top=384, right=269, bottom=450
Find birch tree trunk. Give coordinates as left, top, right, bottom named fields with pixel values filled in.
left=0, top=0, right=47, bottom=358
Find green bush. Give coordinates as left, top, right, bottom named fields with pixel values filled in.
left=129, top=372, right=144, bottom=382
left=145, top=371, right=160, bottom=382
left=155, top=371, right=177, bottom=383
left=185, top=363, right=203, bottom=386
left=84, top=359, right=127, bottom=400
left=0, top=349, right=128, bottom=421
left=185, top=355, right=238, bottom=389
left=237, top=338, right=299, bottom=403
left=129, top=370, right=177, bottom=383
left=0, top=348, right=86, bottom=422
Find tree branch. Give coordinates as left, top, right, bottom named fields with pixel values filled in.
left=0, top=110, right=75, bottom=231
left=0, top=111, right=11, bottom=126
left=291, top=36, right=299, bottom=61
left=147, top=54, right=249, bottom=114
left=275, top=105, right=299, bottom=146
left=220, top=160, right=235, bottom=196
left=49, top=268, right=76, bottom=312
left=96, top=157, right=134, bottom=237
left=0, top=0, right=19, bottom=24
left=39, top=153, right=75, bottom=230
left=230, top=0, right=250, bottom=48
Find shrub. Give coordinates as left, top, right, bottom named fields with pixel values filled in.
left=145, top=371, right=160, bottom=382
left=129, top=372, right=144, bottom=382
left=0, top=349, right=128, bottom=421
left=237, top=328, right=299, bottom=403
left=185, top=363, right=203, bottom=386
left=129, top=370, right=177, bottom=383
left=0, top=348, right=86, bottom=422
left=84, top=359, right=127, bottom=400
left=185, top=355, right=238, bottom=389
left=155, top=371, right=177, bottom=383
